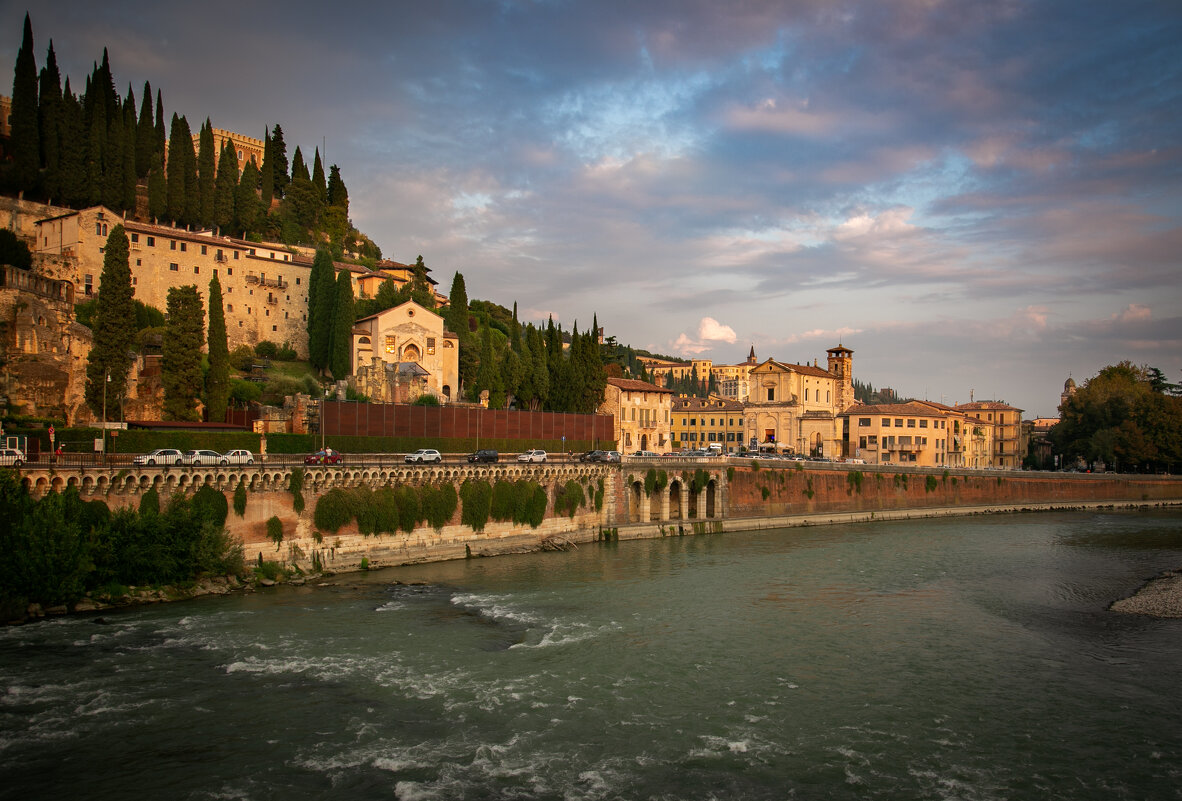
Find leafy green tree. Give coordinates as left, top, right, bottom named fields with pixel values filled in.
left=85, top=225, right=135, bottom=419
left=205, top=276, right=230, bottom=423
left=329, top=268, right=355, bottom=380
left=307, top=248, right=335, bottom=370
left=147, top=151, right=166, bottom=221
left=235, top=160, right=261, bottom=236
left=10, top=13, right=40, bottom=191
left=197, top=119, right=216, bottom=228
left=38, top=41, right=63, bottom=201
left=162, top=285, right=205, bottom=421
left=135, top=80, right=155, bottom=178
left=213, top=142, right=238, bottom=232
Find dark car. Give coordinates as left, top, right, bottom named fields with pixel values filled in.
left=579, top=450, right=608, bottom=462
left=467, top=449, right=499, bottom=463
left=304, top=448, right=343, bottom=465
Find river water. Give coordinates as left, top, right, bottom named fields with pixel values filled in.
left=2, top=510, right=1182, bottom=801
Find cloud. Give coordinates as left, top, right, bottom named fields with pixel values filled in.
left=671, top=316, right=738, bottom=355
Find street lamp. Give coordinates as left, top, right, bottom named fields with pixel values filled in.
left=101, top=370, right=110, bottom=465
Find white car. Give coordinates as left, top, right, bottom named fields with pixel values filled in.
left=133, top=448, right=184, bottom=466
left=0, top=447, right=26, bottom=467
left=405, top=448, right=443, bottom=464
left=222, top=449, right=255, bottom=465
left=517, top=449, right=547, bottom=463
left=183, top=449, right=226, bottom=466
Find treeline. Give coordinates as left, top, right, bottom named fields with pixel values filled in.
left=1049, top=362, right=1182, bottom=472
left=4, top=14, right=378, bottom=259
left=0, top=472, right=244, bottom=613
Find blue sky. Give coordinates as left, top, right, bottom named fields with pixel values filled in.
left=5, top=0, right=1181, bottom=416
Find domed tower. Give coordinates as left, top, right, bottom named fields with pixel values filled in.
left=1059, top=376, right=1077, bottom=414
left=827, top=344, right=854, bottom=412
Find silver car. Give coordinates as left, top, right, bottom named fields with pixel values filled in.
left=0, top=447, right=26, bottom=467
left=517, top=449, right=547, bottom=463
left=222, top=449, right=256, bottom=465
left=133, top=448, right=184, bottom=466
left=405, top=448, right=443, bottom=464
left=183, top=449, right=226, bottom=466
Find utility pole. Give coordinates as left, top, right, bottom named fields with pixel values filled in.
left=101, top=370, right=110, bottom=465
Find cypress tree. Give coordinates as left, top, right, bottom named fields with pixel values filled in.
left=234, top=160, right=261, bottom=236
left=182, top=117, right=200, bottom=225
left=328, top=269, right=355, bottom=380
left=154, top=88, right=165, bottom=157
left=101, top=96, right=124, bottom=210
left=85, top=225, right=136, bottom=419
left=444, top=271, right=468, bottom=335
left=259, top=127, right=274, bottom=210
left=10, top=13, right=40, bottom=191
left=306, top=248, right=335, bottom=370
left=86, top=93, right=106, bottom=207
left=38, top=41, right=62, bottom=201
left=197, top=119, right=216, bottom=228
left=147, top=151, right=166, bottom=221
left=311, top=148, right=326, bottom=203
left=166, top=113, right=186, bottom=221
left=529, top=325, right=549, bottom=409
left=135, top=81, right=154, bottom=177
left=121, top=89, right=137, bottom=211
left=213, top=143, right=238, bottom=232
left=290, top=146, right=308, bottom=183
left=162, top=285, right=205, bottom=421
left=270, top=124, right=289, bottom=198
left=205, top=276, right=230, bottom=423
left=58, top=80, right=86, bottom=206
left=326, top=164, right=348, bottom=212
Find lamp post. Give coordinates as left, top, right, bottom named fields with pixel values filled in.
left=101, top=370, right=110, bottom=465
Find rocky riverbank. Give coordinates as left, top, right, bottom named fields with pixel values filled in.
left=1110, top=569, right=1182, bottom=618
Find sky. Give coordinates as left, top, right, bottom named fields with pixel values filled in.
left=4, top=0, right=1181, bottom=417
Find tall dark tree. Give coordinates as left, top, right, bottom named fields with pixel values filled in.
left=135, top=80, right=155, bottom=177
left=147, top=151, right=166, bottom=221
left=182, top=117, right=200, bottom=225
left=162, top=285, right=205, bottom=421
left=328, top=269, right=355, bottom=380
left=234, top=160, right=261, bottom=236
left=306, top=248, right=335, bottom=371
left=311, top=148, right=326, bottom=203
left=444, top=272, right=468, bottom=335
left=10, top=13, right=40, bottom=190
left=100, top=93, right=125, bottom=210
left=270, top=124, right=289, bottom=198
left=259, top=127, right=274, bottom=210
left=120, top=88, right=137, bottom=211
left=37, top=40, right=62, bottom=201
left=197, top=119, right=216, bottom=228
left=326, top=164, right=348, bottom=213
left=205, top=276, right=230, bottom=423
left=153, top=87, right=166, bottom=157
left=85, top=90, right=107, bottom=207
left=290, top=145, right=308, bottom=184
left=213, top=143, right=239, bottom=232
left=85, top=225, right=136, bottom=419
left=165, top=113, right=187, bottom=222
left=58, top=80, right=86, bottom=206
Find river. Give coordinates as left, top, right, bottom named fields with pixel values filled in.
left=2, top=510, right=1181, bottom=800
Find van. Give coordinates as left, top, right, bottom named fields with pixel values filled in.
left=706, top=443, right=723, bottom=456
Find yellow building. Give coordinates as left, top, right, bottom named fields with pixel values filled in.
left=671, top=395, right=745, bottom=452
left=958, top=401, right=1024, bottom=469
left=743, top=345, right=855, bottom=456
left=600, top=378, right=673, bottom=453
left=844, top=402, right=952, bottom=466
left=188, top=128, right=265, bottom=176
left=351, top=300, right=460, bottom=403
left=355, top=259, right=448, bottom=307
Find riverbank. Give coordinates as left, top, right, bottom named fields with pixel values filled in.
left=1111, top=570, right=1182, bottom=618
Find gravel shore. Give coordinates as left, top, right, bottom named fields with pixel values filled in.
left=1110, top=570, right=1182, bottom=618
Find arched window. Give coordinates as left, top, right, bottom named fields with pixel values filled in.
left=402, top=343, right=421, bottom=362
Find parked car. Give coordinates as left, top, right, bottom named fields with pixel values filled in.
left=133, top=448, right=184, bottom=466
left=579, top=450, right=608, bottom=462
left=0, top=447, right=26, bottom=467
left=604, top=451, right=621, bottom=463
left=467, top=449, right=499, bottom=463
left=222, top=449, right=256, bottom=465
left=405, top=448, right=443, bottom=464
left=304, top=448, right=343, bottom=465
left=517, top=449, right=548, bottom=463
left=183, top=449, right=226, bottom=466
left=631, top=450, right=659, bottom=458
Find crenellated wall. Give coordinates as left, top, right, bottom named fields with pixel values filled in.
left=14, top=459, right=1182, bottom=574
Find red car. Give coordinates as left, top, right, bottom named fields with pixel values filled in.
left=304, top=448, right=342, bottom=465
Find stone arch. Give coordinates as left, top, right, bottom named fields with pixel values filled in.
left=706, top=478, right=717, bottom=518
left=687, top=478, right=698, bottom=519
left=629, top=480, right=643, bottom=523
left=668, top=479, right=682, bottom=521
left=51, top=475, right=65, bottom=493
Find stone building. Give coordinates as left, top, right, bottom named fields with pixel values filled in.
left=743, top=345, right=855, bottom=457
left=600, top=378, right=673, bottom=453
left=843, top=401, right=953, bottom=467
left=957, top=401, right=1025, bottom=469
left=350, top=300, right=459, bottom=403
left=671, top=395, right=745, bottom=452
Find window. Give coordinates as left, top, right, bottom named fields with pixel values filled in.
left=907, top=419, right=916, bottom=428
left=84, top=274, right=93, bottom=295
left=95, top=223, right=102, bottom=235
left=868, top=435, right=878, bottom=445
left=170, top=263, right=179, bottom=271
left=689, top=418, right=695, bottom=426
left=170, top=240, right=176, bottom=250
left=767, top=388, right=775, bottom=401
left=827, top=391, right=830, bottom=403
left=385, top=336, right=396, bottom=354
left=132, top=277, right=137, bottom=286
left=233, top=251, right=239, bottom=259
left=805, top=389, right=809, bottom=401
left=136, top=259, right=141, bottom=266
left=227, top=268, right=232, bottom=276
left=201, top=245, right=207, bottom=255
left=146, top=236, right=155, bottom=246
left=179, top=242, right=186, bottom=252
left=895, top=419, right=904, bottom=427
left=427, top=337, right=436, bottom=355
left=227, top=304, right=233, bottom=311
left=272, top=325, right=277, bottom=332
left=859, top=436, right=867, bottom=449
left=919, top=420, right=928, bottom=428
left=194, top=266, right=200, bottom=274
left=295, top=277, right=300, bottom=285
left=859, top=418, right=871, bottom=427
left=130, top=233, right=139, bottom=243
left=882, top=418, right=891, bottom=427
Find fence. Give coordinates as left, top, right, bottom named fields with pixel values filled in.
left=323, top=401, right=614, bottom=445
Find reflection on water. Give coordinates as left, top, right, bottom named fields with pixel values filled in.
left=2, top=510, right=1181, bottom=800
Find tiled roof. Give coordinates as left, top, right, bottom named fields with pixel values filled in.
left=607, top=377, right=672, bottom=393
left=959, top=401, right=1023, bottom=412
left=843, top=401, right=946, bottom=417
left=672, top=395, right=744, bottom=411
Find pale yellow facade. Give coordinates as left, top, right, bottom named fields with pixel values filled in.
left=350, top=301, right=459, bottom=402
left=600, top=378, right=673, bottom=453
left=743, top=346, right=855, bottom=456
left=671, top=395, right=745, bottom=451
left=958, top=401, right=1025, bottom=469
left=845, top=402, right=952, bottom=467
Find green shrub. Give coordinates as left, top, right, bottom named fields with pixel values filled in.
left=313, top=488, right=354, bottom=533
left=554, top=480, right=586, bottom=518
left=726, top=466, right=735, bottom=482
left=395, top=485, right=420, bottom=532
left=139, top=487, right=160, bottom=516
left=460, top=479, right=492, bottom=532
left=847, top=471, right=864, bottom=494
left=229, top=345, right=255, bottom=371
left=352, top=486, right=377, bottom=535
left=925, top=475, right=939, bottom=493
left=372, top=487, right=399, bottom=535
left=255, top=560, right=285, bottom=581
left=412, top=394, right=441, bottom=406
left=192, top=485, right=229, bottom=528
left=276, top=342, right=298, bottom=361
left=232, top=482, right=247, bottom=517
left=289, top=468, right=305, bottom=514
left=420, top=483, right=458, bottom=530
left=266, top=516, right=284, bottom=547
left=761, top=486, right=770, bottom=500
left=254, top=340, right=279, bottom=358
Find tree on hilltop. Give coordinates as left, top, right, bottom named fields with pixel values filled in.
left=10, top=13, right=40, bottom=190
left=85, top=225, right=135, bottom=420
left=197, top=119, right=216, bottom=228
left=162, top=285, right=205, bottom=421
